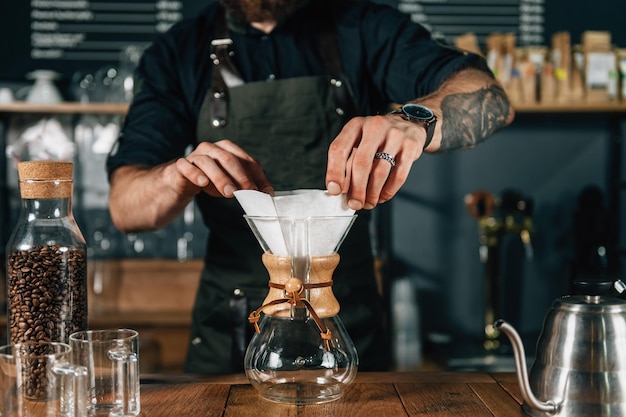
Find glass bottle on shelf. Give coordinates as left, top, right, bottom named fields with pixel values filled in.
left=5, top=161, right=88, bottom=344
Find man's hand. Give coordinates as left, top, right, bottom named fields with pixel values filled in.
left=325, top=114, right=428, bottom=211
left=109, top=139, right=273, bottom=233
left=176, top=139, right=274, bottom=198
left=325, top=68, right=514, bottom=211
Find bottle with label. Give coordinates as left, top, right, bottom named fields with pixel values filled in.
left=6, top=161, right=88, bottom=344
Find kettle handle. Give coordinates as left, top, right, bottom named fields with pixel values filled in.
left=494, top=320, right=558, bottom=414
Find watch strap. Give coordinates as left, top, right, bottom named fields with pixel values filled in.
left=388, top=106, right=437, bottom=150
left=422, top=117, right=436, bottom=149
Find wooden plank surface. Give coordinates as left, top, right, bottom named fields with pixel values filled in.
left=354, top=371, right=495, bottom=384
left=470, top=383, right=523, bottom=417
left=140, top=371, right=497, bottom=385
left=224, top=385, right=297, bottom=417
left=137, top=373, right=521, bottom=416
left=395, top=383, right=494, bottom=416
left=141, top=373, right=250, bottom=385
left=140, top=382, right=230, bottom=416
left=300, top=383, right=408, bottom=417
left=491, top=373, right=524, bottom=405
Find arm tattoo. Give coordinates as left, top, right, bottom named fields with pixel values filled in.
left=438, top=84, right=511, bottom=151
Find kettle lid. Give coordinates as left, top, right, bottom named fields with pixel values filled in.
left=554, top=294, right=626, bottom=313
left=553, top=278, right=626, bottom=312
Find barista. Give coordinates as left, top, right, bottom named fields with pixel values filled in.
left=106, top=0, right=514, bottom=373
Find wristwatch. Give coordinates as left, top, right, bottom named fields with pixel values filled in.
left=389, top=103, right=437, bottom=149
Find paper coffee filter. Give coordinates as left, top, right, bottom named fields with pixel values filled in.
left=234, top=189, right=355, bottom=256
left=273, top=189, right=353, bottom=217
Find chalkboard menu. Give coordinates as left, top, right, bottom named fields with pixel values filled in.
left=397, top=0, right=544, bottom=47
left=0, top=0, right=205, bottom=81
left=2, top=0, right=626, bottom=82
left=394, top=0, right=626, bottom=51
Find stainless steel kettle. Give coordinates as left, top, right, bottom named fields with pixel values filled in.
left=495, top=282, right=626, bottom=417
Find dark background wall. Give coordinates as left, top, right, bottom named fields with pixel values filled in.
left=391, top=113, right=622, bottom=366
left=2, top=0, right=626, bottom=82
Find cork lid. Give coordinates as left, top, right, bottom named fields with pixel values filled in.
left=18, top=161, right=73, bottom=181
left=17, top=161, right=74, bottom=199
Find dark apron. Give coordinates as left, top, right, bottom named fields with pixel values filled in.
left=184, top=8, right=388, bottom=374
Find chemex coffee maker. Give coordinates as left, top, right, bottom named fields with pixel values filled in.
left=235, top=190, right=359, bottom=405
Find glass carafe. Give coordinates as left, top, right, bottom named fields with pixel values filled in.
left=243, top=215, right=358, bottom=405
left=6, top=161, right=88, bottom=344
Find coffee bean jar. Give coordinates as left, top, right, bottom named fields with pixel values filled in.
left=6, top=161, right=88, bottom=345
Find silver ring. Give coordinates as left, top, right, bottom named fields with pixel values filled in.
left=374, top=152, right=396, bottom=168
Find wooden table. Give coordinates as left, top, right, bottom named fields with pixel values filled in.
left=139, top=372, right=524, bottom=416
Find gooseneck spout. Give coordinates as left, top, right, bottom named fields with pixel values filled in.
left=494, top=320, right=558, bottom=414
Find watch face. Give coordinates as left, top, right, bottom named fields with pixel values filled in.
left=402, top=103, right=434, bottom=121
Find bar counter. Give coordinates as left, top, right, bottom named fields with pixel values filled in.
left=139, top=371, right=523, bottom=416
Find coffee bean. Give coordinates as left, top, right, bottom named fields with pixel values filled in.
left=8, top=244, right=88, bottom=345
left=8, top=244, right=87, bottom=399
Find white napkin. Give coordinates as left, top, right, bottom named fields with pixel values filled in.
left=234, top=189, right=355, bottom=256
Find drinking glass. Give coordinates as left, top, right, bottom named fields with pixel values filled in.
left=0, top=341, right=87, bottom=417
left=69, top=329, right=140, bottom=417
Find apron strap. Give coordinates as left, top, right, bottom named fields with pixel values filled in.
left=229, top=288, right=249, bottom=372
left=209, top=6, right=244, bottom=127
left=314, top=1, right=358, bottom=122
left=209, top=2, right=358, bottom=127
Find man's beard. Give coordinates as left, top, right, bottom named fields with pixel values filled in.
left=221, top=0, right=308, bottom=24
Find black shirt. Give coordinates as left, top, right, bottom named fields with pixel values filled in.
left=106, top=0, right=490, bottom=173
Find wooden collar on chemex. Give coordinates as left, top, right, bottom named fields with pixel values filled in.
left=248, top=277, right=334, bottom=351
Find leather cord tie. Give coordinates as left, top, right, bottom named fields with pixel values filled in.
left=248, top=278, right=334, bottom=350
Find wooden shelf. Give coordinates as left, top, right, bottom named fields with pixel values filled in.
left=513, top=101, right=626, bottom=113
left=1, top=100, right=626, bottom=116
left=0, top=101, right=128, bottom=115
left=87, top=259, right=202, bottom=315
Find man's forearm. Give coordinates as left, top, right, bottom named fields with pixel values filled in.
left=108, top=163, right=195, bottom=233
left=439, top=82, right=512, bottom=150
left=417, top=68, right=515, bottom=152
